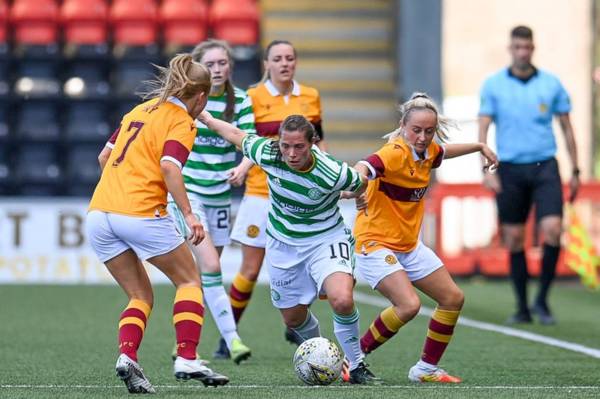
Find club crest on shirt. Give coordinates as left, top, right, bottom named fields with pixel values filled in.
left=247, top=225, right=260, bottom=238
left=539, top=103, right=548, bottom=113
left=307, top=188, right=324, bottom=200
left=409, top=168, right=415, bottom=176
left=385, top=255, right=398, bottom=265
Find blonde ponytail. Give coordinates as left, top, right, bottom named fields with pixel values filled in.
left=141, top=53, right=212, bottom=111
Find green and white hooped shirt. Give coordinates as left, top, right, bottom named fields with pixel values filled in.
left=241, top=134, right=363, bottom=245
left=182, top=87, right=256, bottom=207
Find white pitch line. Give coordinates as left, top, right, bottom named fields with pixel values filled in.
left=353, top=291, right=600, bottom=359
left=1, top=384, right=599, bottom=390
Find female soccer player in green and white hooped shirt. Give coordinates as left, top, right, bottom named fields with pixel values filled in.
left=199, top=111, right=381, bottom=384
left=167, top=39, right=254, bottom=364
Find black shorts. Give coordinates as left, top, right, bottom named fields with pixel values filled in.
left=496, top=158, right=563, bottom=224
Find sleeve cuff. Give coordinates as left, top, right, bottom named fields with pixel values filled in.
left=160, top=156, right=183, bottom=169
left=357, top=160, right=377, bottom=180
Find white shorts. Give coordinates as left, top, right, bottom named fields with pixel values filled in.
left=86, top=210, right=185, bottom=262
left=230, top=195, right=269, bottom=248
left=266, top=228, right=355, bottom=309
left=167, top=199, right=231, bottom=247
left=355, top=241, right=443, bottom=289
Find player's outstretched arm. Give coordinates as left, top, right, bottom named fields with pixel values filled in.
left=198, top=110, right=247, bottom=148
left=444, top=143, right=499, bottom=171
left=340, top=163, right=369, bottom=200
left=339, top=175, right=367, bottom=199
left=228, top=157, right=254, bottom=187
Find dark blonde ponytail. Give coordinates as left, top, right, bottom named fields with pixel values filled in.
left=143, top=53, right=212, bottom=111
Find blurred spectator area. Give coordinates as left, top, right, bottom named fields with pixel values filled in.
left=0, top=0, right=261, bottom=196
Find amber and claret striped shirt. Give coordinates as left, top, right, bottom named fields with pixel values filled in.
left=245, top=80, right=323, bottom=198
left=89, top=97, right=196, bottom=218
left=353, top=138, right=444, bottom=254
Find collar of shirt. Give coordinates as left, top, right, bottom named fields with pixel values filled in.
left=167, top=96, right=188, bottom=112
left=507, top=66, right=538, bottom=83
left=265, top=79, right=301, bottom=97
left=411, top=146, right=429, bottom=161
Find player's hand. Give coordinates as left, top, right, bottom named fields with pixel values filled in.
left=480, top=144, right=499, bottom=173
left=228, top=165, right=247, bottom=187
left=569, top=174, right=580, bottom=203
left=482, top=172, right=501, bottom=193
left=339, top=191, right=354, bottom=200
left=184, top=213, right=205, bottom=245
left=355, top=192, right=368, bottom=215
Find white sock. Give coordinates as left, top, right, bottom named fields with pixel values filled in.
left=416, top=359, right=437, bottom=371
left=202, top=272, right=239, bottom=348
left=333, top=308, right=364, bottom=371
left=291, top=311, right=321, bottom=342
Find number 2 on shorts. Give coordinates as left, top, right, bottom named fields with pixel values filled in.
left=112, top=121, right=145, bottom=166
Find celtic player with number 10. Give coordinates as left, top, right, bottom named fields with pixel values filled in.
left=199, top=111, right=380, bottom=384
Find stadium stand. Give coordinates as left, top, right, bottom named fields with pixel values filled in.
left=1, top=0, right=262, bottom=197
left=61, top=0, right=110, bottom=100
left=0, top=142, right=10, bottom=194
left=210, top=0, right=260, bottom=46
left=15, top=144, right=62, bottom=196
left=10, top=0, right=59, bottom=47
left=15, top=101, right=60, bottom=142
left=110, top=0, right=161, bottom=104
left=64, top=101, right=111, bottom=144
left=0, top=0, right=8, bottom=95
left=0, top=1, right=6, bottom=44
left=0, top=102, right=8, bottom=143
left=209, top=0, right=261, bottom=89
left=110, top=0, right=158, bottom=47
left=61, top=0, right=109, bottom=46
left=160, top=0, right=209, bottom=56
left=65, top=143, right=103, bottom=196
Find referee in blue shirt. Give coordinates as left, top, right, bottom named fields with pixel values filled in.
left=478, top=26, right=580, bottom=325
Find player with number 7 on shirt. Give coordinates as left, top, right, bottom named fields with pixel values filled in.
left=86, top=54, right=229, bottom=394
left=199, top=110, right=381, bottom=384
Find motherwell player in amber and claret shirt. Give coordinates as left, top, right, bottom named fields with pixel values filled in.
left=347, top=93, right=498, bottom=384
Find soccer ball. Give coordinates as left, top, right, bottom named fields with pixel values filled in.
left=293, top=337, right=343, bottom=385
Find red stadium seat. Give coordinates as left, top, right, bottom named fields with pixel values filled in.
left=61, top=0, right=108, bottom=45
left=210, top=0, right=259, bottom=46
left=110, top=0, right=158, bottom=46
left=0, top=1, right=8, bottom=43
left=160, top=0, right=208, bottom=47
left=10, top=0, right=59, bottom=45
